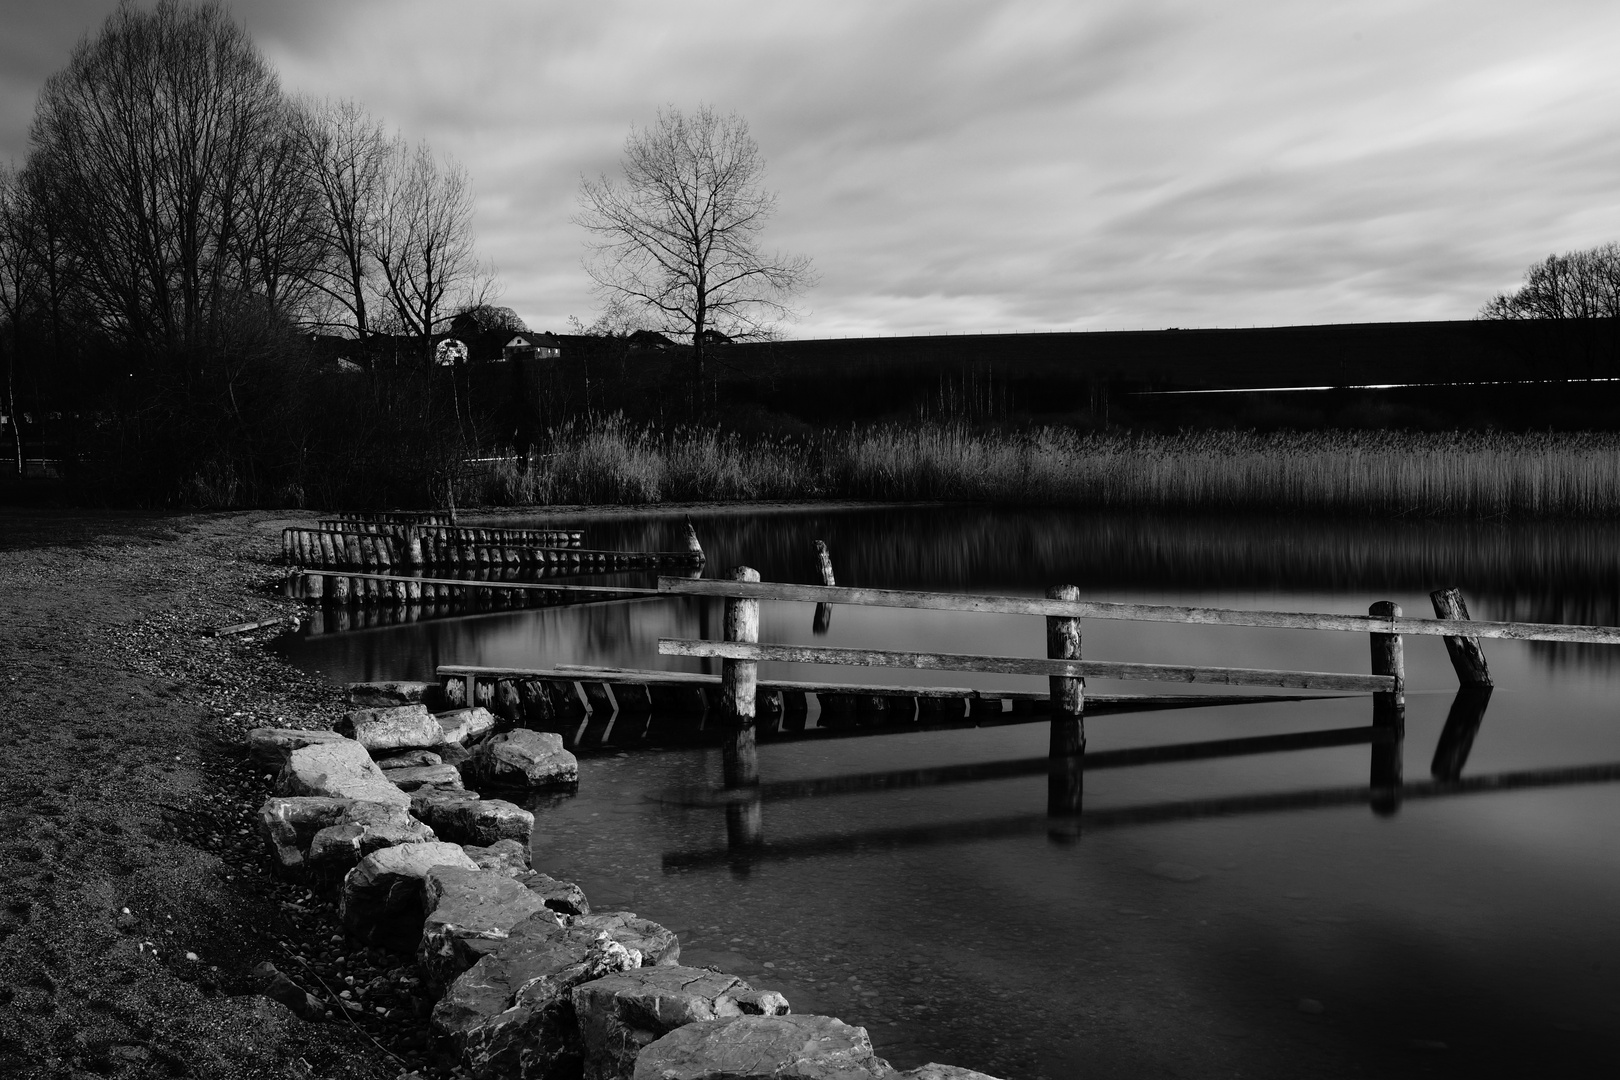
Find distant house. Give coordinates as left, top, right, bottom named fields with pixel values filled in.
left=502, top=332, right=562, bottom=362
left=626, top=329, right=678, bottom=350
left=699, top=329, right=732, bottom=347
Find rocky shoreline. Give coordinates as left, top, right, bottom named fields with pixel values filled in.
left=0, top=510, right=1003, bottom=1080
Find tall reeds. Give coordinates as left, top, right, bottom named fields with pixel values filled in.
left=460, top=417, right=1620, bottom=518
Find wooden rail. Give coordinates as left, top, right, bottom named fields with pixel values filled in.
left=289, top=569, right=657, bottom=606
left=656, top=577, right=1620, bottom=646
left=434, top=662, right=1326, bottom=724
left=655, top=568, right=1439, bottom=829
left=656, top=639, right=1395, bottom=693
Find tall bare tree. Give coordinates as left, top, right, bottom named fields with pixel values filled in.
left=575, top=105, right=815, bottom=394
left=371, top=140, right=481, bottom=364
left=28, top=0, right=286, bottom=367
left=0, top=164, right=41, bottom=472
left=296, top=96, right=391, bottom=341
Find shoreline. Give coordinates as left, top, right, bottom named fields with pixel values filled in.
left=0, top=508, right=976, bottom=1080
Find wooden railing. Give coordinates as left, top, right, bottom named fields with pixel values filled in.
left=649, top=572, right=1589, bottom=823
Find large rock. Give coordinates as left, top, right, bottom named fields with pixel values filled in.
left=348, top=680, right=443, bottom=709
left=525, top=874, right=590, bottom=917
left=895, top=1066, right=1008, bottom=1080
left=260, top=795, right=435, bottom=877
left=571, top=912, right=678, bottom=966
left=413, top=790, right=533, bottom=847
left=336, top=704, right=444, bottom=753
left=417, top=866, right=553, bottom=991
left=462, top=839, right=532, bottom=876
left=467, top=729, right=578, bottom=790
left=377, top=748, right=444, bottom=770
left=339, top=841, right=478, bottom=950
left=306, top=802, right=437, bottom=876
left=386, top=763, right=466, bottom=792
left=573, top=966, right=790, bottom=1080
left=258, top=796, right=352, bottom=872
left=277, top=740, right=410, bottom=809
left=632, top=1015, right=889, bottom=1080
left=438, top=706, right=497, bottom=746
left=247, top=727, right=348, bottom=770
left=436, top=918, right=643, bottom=1080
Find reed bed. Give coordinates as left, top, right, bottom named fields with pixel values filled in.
left=462, top=418, right=1620, bottom=519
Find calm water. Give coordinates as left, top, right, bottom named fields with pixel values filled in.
left=278, top=507, right=1620, bottom=1079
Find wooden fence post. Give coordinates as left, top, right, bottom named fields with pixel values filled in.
left=1429, top=587, right=1492, bottom=687
left=813, top=539, right=835, bottom=635
left=402, top=525, right=423, bottom=568
left=1368, top=600, right=1405, bottom=815
left=1047, top=584, right=1084, bottom=818
left=686, top=522, right=706, bottom=563
left=721, top=566, right=760, bottom=789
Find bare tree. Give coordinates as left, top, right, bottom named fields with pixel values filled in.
left=296, top=97, right=391, bottom=341
left=1482, top=244, right=1620, bottom=320
left=238, top=100, right=326, bottom=323
left=575, top=105, right=815, bottom=394
left=371, top=140, right=481, bottom=365
left=0, top=164, right=41, bottom=473
left=28, top=0, right=285, bottom=365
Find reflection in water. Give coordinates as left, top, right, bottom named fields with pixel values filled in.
left=665, top=756, right=1620, bottom=871
left=1430, top=686, right=1493, bottom=779
left=278, top=507, right=1620, bottom=1080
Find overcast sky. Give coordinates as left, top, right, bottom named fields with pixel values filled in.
left=4, top=0, right=1619, bottom=337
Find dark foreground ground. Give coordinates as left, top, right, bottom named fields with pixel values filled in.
left=0, top=510, right=398, bottom=1080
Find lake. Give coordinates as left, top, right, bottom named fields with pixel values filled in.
left=277, top=506, right=1620, bottom=1079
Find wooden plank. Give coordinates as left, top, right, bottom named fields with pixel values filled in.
left=301, top=570, right=658, bottom=596
left=449, top=663, right=1339, bottom=709
left=656, top=639, right=1395, bottom=693
left=656, top=577, right=1620, bottom=646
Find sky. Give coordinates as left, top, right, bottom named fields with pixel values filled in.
left=4, top=0, right=1620, bottom=338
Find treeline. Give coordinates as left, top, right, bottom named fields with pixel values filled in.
left=0, top=0, right=494, bottom=505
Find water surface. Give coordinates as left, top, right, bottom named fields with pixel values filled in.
left=279, top=507, right=1620, bottom=1079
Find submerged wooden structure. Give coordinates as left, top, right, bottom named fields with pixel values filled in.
left=282, top=518, right=705, bottom=608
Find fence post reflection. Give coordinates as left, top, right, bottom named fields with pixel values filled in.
left=1046, top=585, right=1084, bottom=837
left=1430, top=686, right=1493, bottom=780
left=1368, top=600, right=1405, bottom=816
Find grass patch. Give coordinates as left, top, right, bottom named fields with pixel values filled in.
left=460, top=417, right=1620, bottom=519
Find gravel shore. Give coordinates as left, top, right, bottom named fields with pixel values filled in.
left=0, top=509, right=411, bottom=1080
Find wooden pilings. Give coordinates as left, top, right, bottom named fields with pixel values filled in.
left=1046, top=584, right=1084, bottom=818
left=1430, top=587, right=1492, bottom=687
left=812, top=539, right=835, bottom=635
left=721, top=566, right=762, bottom=790
left=1368, top=600, right=1405, bottom=815
left=283, top=525, right=692, bottom=571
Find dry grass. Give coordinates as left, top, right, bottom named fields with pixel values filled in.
left=461, top=417, right=1620, bottom=518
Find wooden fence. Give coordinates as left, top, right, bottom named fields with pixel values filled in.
left=284, top=522, right=703, bottom=574
left=649, top=573, right=1620, bottom=832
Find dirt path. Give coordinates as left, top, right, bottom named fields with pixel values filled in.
left=0, top=510, right=396, bottom=1080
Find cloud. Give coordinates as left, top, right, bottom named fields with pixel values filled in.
left=4, top=0, right=1620, bottom=335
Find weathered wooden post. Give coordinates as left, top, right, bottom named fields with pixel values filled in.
left=686, top=522, right=706, bottom=563
left=721, top=566, right=761, bottom=790
left=812, top=539, right=836, bottom=635
left=1429, top=587, right=1492, bottom=687
left=303, top=571, right=324, bottom=602
left=1368, top=600, right=1405, bottom=815
left=1047, top=584, right=1084, bottom=819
